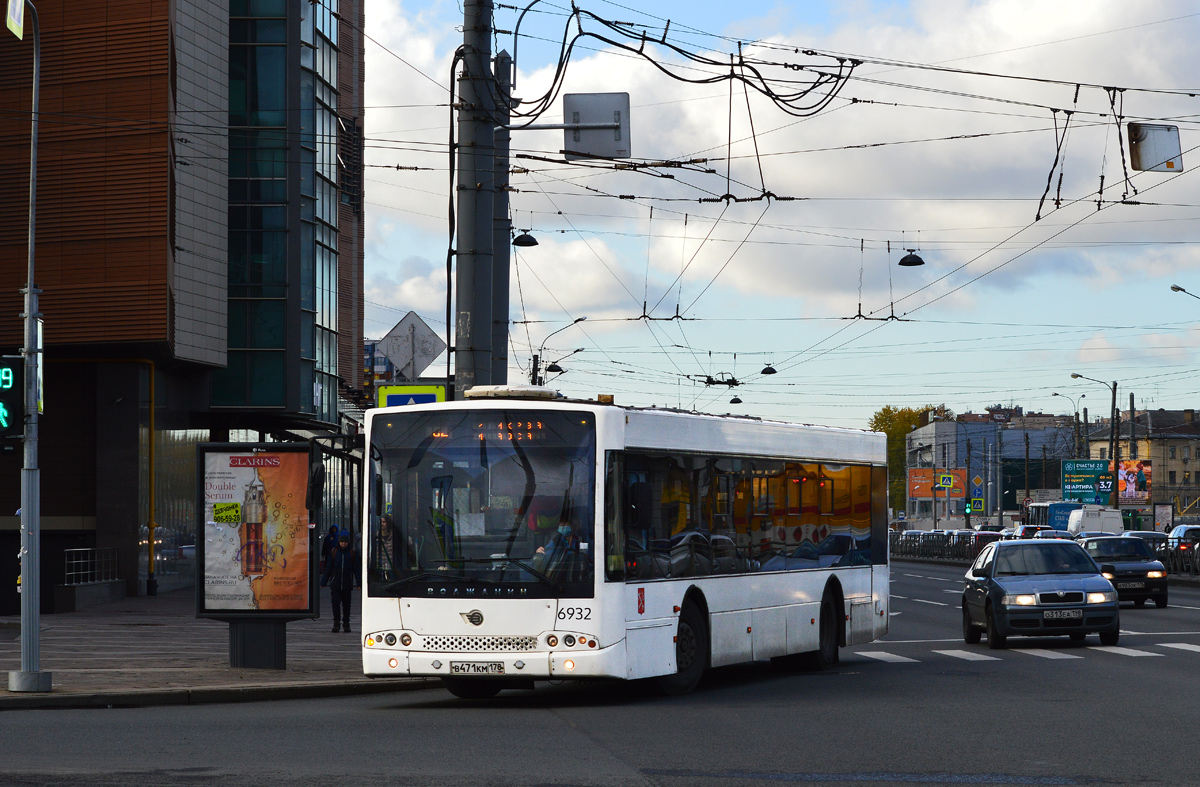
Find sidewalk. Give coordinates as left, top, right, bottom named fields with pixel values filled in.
left=0, top=588, right=434, bottom=710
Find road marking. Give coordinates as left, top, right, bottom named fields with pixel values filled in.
left=942, top=589, right=962, bottom=594
left=934, top=649, right=1001, bottom=662
left=1159, top=643, right=1200, bottom=653
left=1088, top=646, right=1163, bottom=657
left=1017, top=649, right=1084, bottom=660
left=857, top=651, right=919, bottom=663
left=1167, top=604, right=1200, bottom=611
left=890, top=594, right=909, bottom=599
left=889, top=612, right=903, bottom=617
left=912, top=599, right=949, bottom=607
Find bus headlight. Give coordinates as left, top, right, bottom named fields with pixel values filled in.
left=563, top=659, right=575, bottom=671
left=385, top=633, right=398, bottom=646
left=399, top=633, right=411, bottom=646
left=546, top=635, right=558, bottom=647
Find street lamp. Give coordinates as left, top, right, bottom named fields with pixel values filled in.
left=1071, top=373, right=1118, bottom=507
left=530, top=317, right=586, bottom=386
left=1052, top=391, right=1085, bottom=459
left=1171, top=284, right=1200, bottom=301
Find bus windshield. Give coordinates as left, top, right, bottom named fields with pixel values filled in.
left=367, top=409, right=596, bottom=598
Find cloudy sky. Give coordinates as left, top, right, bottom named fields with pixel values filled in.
left=360, top=0, right=1200, bottom=429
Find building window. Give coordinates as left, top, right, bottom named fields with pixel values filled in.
left=1170, top=445, right=1177, bottom=459
left=1185, top=472, right=1192, bottom=486
left=1100, top=448, right=1107, bottom=459
left=1170, top=471, right=1177, bottom=485
left=1187, top=446, right=1194, bottom=460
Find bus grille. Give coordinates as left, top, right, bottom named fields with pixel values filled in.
left=421, top=635, right=538, bottom=652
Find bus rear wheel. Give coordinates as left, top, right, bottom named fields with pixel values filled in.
left=656, top=602, right=708, bottom=696
left=442, top=678, right=503, bottom=700
left=802, top=588, right=840, bottom=670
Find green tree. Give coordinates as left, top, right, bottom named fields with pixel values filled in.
left=868, top=405, right=947, bottom=518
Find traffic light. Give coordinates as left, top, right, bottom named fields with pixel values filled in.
left=964, top=502, right=972, bottom=515
left=0, top=357, right=25, bottom=438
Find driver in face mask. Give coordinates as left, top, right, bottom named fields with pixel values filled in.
left=536, top=523, right=579, bottom=556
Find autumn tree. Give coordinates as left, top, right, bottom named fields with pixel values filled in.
left=868, top=405, right=948, bottom=517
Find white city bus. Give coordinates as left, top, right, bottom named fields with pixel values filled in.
left=360, top=386, right=889, bottom=698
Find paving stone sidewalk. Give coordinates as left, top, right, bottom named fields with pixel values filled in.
left=0, top=588, right=432, bottom=710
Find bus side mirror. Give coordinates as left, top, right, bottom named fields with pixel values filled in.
left=305, top=461, right=326, bottom=512
left=626, top=481, right=652, bottom=530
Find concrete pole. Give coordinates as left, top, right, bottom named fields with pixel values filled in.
left=454, top=0, right=496, bottom=396
left=1109, top=382, right=1118, bottom=508
left=10, top=0, right=50, bottom=693
left=491, top=51, right=512, bottom=385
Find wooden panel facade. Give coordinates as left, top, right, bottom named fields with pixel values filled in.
left=0, top=0, right=173, bottom=348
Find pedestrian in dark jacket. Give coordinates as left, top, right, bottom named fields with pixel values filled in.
left=320, top=529, right=360, bottom=633
left=320, top=524, right=339, bottom=572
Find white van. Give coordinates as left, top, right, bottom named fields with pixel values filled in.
left=1066, top=505, right=1123, bottom=536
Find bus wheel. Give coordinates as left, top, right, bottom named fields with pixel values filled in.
left=442, top=678, right=502, bottom=700
left=656, top=602, right=708, bottom=695
left=807, top=589, right=840, bottom=670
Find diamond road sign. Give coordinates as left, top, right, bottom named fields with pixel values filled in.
left=377, top=312, right=446, bottom=381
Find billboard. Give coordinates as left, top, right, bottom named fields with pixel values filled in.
left=1117, top=459, right=1151, bottom=508
left=1062, top=460, right=1112, bottom=505
left=197, top=444, right=315, bottom=617
left=907, top=468, right=967, bottom=499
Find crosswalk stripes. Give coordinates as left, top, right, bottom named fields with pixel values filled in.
left=1159, top=642, right=1200, bottom=653
left=932, top=649, right=1000, bottom=661
left=857, top=651, right=919, bottom=663
left=1087, top=646, right=1163, bottom=657
left=1011, top=648, right=1083, bottom=659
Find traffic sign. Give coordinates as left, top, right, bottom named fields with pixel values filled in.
left=376, top=312, right=446, bottom=382
left=1023, top=497, right=1032, bottom=508
left=936, top=473, right=954, bottom=489
left=6, top=0, right=23, bottom=40
left=971, top=497, right=985, bottom=512
left=377, top=384, right=447, bottom=409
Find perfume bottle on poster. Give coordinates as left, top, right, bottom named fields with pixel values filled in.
left=241, top=472, right=267, bottom=576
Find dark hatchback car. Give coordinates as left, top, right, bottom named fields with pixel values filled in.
left=1079, top=537, right=1168, bottom=608
left=963, top=540, right=1120, bottom=649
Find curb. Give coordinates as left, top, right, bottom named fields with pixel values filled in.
left=0, top=676, right=439, bottom=711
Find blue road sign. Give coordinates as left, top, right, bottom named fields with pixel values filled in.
left=385, top=393, right=439, bottom=406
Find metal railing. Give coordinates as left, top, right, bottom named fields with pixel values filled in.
left=890, top=531, right=1200, bottom=577
left=63, top=547, right=119, bottom=586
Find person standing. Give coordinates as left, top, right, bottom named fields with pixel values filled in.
left=320, top=524, right=339, bottom=573
left=321, top=529, right=360, bottom=633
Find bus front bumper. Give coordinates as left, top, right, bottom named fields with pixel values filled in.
left=364, top=640, right=626, bottom=680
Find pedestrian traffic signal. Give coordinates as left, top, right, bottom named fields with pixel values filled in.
left=0, top=357, right=24, bottom=438
left=964, top=502, right=972, bottom=515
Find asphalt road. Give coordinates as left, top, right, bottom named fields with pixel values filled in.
left=2, top=562, right=1199, bottom=786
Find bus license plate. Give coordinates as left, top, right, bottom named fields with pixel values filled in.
left=450, top=661, right=504, bottom=675
left=1116, top=582, right=1144, bottom=589
left=1043, top=609, right=1083, bottom=620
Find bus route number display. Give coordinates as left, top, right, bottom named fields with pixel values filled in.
left=477, top=421, right=545, bottom=442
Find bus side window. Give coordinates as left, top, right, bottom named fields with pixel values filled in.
left=604, top=451, right=624, bottom=581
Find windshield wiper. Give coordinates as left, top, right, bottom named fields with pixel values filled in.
left=380, top=572, right=502, bottom=592
left=452, top=557, right=564, bottom=594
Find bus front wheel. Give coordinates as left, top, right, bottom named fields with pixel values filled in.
left=806, top=589, right=840, bottom=670
left=442, top=678, right=503, bottom=700
left=656, top=602, right=709, bottom=696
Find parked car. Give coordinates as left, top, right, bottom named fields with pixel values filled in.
left=962, top=539, right=1120, bottom=649
left=1078, top=536, right=1168, bottom=608
left=1032, top=529, right=1073, bottom=539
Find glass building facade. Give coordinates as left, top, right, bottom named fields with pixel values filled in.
left=215, top=0, right=340, bottom=424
